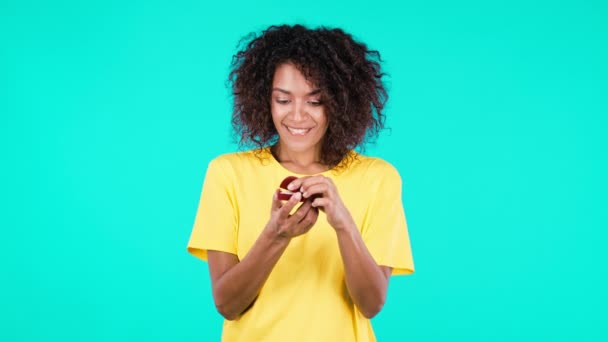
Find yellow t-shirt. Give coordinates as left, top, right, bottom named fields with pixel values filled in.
left=187, top=147, right=414, bottom=342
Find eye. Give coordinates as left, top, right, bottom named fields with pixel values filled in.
left=307, top=100, right=323, bottom=106
left=275, top=98, right=291, bottom=104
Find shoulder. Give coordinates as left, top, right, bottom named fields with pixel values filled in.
left=209, top=149, right=262, bottom=165
left=207, top=148, right=270, bottom=174
left=345, top=152, right=402, bottom=181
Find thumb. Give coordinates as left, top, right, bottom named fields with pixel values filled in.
left=270, top=189, right=281, bottom=212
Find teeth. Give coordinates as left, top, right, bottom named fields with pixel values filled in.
left=287, top=127, right=311, bottom=135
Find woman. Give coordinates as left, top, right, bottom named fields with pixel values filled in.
left=187, top=24, right=414, bottom=341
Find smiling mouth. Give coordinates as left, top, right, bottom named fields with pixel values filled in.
left=285, top=125, right=313, bottom=136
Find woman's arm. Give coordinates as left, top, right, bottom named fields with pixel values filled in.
left=207, top=192, right=319, bottom=320
left=288, top=176, right=392, bottom=318
left=333, top=219, right=392, bottom=318
left=207, top=232, right=289, bottom=320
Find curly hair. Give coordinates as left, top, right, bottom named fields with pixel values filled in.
left=229, top=24, right=388, bottom=168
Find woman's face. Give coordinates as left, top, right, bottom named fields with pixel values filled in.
left=271, top=63, right=328, bottom=156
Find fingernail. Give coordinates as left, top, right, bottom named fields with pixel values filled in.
left=287, top=183, right=296, bottom=190
left=293, top=192, right=302, bottom=200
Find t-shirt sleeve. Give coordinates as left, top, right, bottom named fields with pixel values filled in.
left=186, top=157, right=238, bottom=261
left=361, top=160, right=415, bottom=276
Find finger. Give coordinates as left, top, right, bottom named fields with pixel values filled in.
left=279, top=192, right=302, bottom=219
left=311, top=197, right=329, bottom=209
left=291, top=199, right=313, bottom=224
left=286, top=176, right=309, bottom=191
left=298, top=207, right=319, bottom=231
left=299, top=175, right=330, bottom=194
left=302, top=183, right=329, bottom=199
left=270, top=190, right=282, bottom=211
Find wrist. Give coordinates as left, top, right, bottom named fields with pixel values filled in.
left=332, top=217, right=357, bottom=234
left=263, top=224, right=291, bottom=245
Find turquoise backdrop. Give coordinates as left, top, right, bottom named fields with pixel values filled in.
left=2, top=0, right=607, bottom=341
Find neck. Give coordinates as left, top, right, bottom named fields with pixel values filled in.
left=271, top=142, right=328, bottom=174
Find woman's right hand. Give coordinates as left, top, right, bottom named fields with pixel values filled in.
left=264, top=190, right=319, bottom=240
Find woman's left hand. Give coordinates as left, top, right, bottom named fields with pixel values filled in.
left=286, top=176, right=354, bottom=231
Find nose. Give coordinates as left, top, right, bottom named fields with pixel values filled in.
left=290, top=100, right=306, bottom=121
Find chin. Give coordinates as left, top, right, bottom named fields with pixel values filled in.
left=279, top=137, right=321, bottom=153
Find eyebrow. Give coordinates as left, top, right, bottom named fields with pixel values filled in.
left=272, top=87, right=321, bottom=96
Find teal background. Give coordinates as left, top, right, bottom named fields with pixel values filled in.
left=2, top=0, right=607, bottom=340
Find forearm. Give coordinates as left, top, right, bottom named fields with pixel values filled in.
left=335, top=221, right=389, bottom=318
left=213, top=231, right=289, bottom=320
